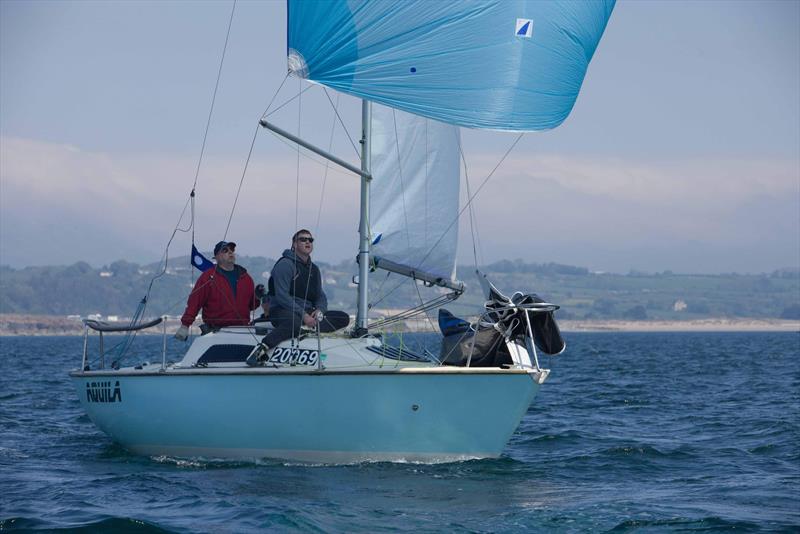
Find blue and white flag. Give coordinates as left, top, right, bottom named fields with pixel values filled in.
left=191, top=245, right=214, bottom=272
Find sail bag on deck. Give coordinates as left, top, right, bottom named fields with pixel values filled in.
left=438, top=309, right=512, bottom=367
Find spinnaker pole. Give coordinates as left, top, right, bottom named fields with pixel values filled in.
left=355, top=100, right=372, bottom=334
left=258, top=119, right=369, bottom=178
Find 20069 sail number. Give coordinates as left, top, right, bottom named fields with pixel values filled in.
left=269, top=347, right=319, bottom=366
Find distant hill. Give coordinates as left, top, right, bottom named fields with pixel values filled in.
left=1, top=257, right=798, bottom=321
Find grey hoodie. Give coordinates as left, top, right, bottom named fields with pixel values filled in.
left=268, top=249, right=328, bottom=318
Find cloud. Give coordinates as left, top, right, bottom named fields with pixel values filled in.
left=467, top=151, right=798, bottom=209
left=0, top=136, right=361, bottom=267
left=1, top=136, right=798, bottom=273
left=456, top=149, right=799, bottom=272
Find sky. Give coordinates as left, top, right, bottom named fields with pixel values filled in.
left=1, top=0, right=798, bottom=275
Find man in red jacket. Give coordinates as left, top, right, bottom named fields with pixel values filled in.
left=175, top=241, right=264, bottom=340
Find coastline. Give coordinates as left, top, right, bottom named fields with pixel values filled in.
left=0, top=314, right=797, bottom=336
left=558, top=319, right=799, bottom=333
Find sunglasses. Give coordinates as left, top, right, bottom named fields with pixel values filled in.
left=296, top=237, right=314, bottom=243
left=220, top=247, right=235, bottom=254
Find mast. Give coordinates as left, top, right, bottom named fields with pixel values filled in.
left=355, top=100, right=372, bottom=334
left=259, top=101, right=373, bottom=335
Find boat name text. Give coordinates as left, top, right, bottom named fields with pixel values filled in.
left=86, top=381, right=122, bottom=403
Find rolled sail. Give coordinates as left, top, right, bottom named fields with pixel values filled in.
left=370, top=105, right=460, bottom=283
left=287, top=0, right=615, bottom=131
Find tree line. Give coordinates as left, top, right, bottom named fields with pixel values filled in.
left=1, top=258, right=798, bottom=320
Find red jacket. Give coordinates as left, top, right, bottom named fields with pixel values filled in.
left=180, top=265, right=259, bottom=327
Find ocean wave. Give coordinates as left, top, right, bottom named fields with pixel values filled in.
left=150, top=454, right=272, bottom=469
left=514, top=429, right=586, bottom=445
left=0, top=516, right=176, bottom=533
left=600, top=444, right=696, bottom=459
left=0, top=446, right=29, bottom=460
left=607, top=515, right=765, bottom=532
left=145, top=453, right=498, bottom=470
left=0, top=517, right=45, bottom=530
left=559, top=442, right=700, bottom=467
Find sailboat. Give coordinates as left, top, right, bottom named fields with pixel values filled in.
left=70, top=0, right=614, bottom=463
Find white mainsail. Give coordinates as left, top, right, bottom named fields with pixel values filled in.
left=369, top=104, right=461, bottom=283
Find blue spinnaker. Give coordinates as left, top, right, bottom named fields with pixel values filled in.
left=287, top=0, right=615, bottom=131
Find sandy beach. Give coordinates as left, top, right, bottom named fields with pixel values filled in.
left=558, top=319, right=799, bottom=333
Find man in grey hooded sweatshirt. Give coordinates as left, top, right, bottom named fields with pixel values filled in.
left=248, top=229, right=327, bottom=365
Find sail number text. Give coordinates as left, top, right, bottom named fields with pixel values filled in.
left=269, top=347, right=319, bottom=366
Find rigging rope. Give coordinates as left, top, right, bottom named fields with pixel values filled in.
left=368, top=276, right=406, bottom=310
left=220, top=71, right=293, bottom=239
left=365, top=131, right=525, bottom=332
left=363, top=124, right=503, bottom=326
left=295, top=78, right=302, bottom=235
left=459, top=142, right=483, bottom=269
left=412, top=278, right=439, bottom=332
left=323, top=87, right=360, bottom=159
left=111, top=1, right=238, bottom=363
left=260, top=73, right=291, bottom=119
left=291, top=78, right=303, bottom=340
left=391, top=109, right=436, bottom=331
left=147, top=0, right=238, bottom=302
left=410, top=132, right=526, bottom=276
left=264, top=84, right=315, bottom=118
left=223, top=123, right=260, bottom=240
left=315, top=93, right=341, bottom=232
left=191, top=0, right=237, bottom=196
left=391, top=109, right=413, bottom=251
left=368, top=291, right=460, bottom=330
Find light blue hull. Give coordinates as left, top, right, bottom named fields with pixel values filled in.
left=71, top=369, right=541, bottom=463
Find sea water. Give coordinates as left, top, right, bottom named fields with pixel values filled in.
left=1, top=332, right=798, bottom=532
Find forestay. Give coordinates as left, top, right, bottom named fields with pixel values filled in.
left=286, top=0, right=615, bottom=131
left=369, top=105, right=460, bottom=282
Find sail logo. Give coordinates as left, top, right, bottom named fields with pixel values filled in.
left=516, top=18, right=533, bottom=38
left=86, top=381, right=122, bottom=403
